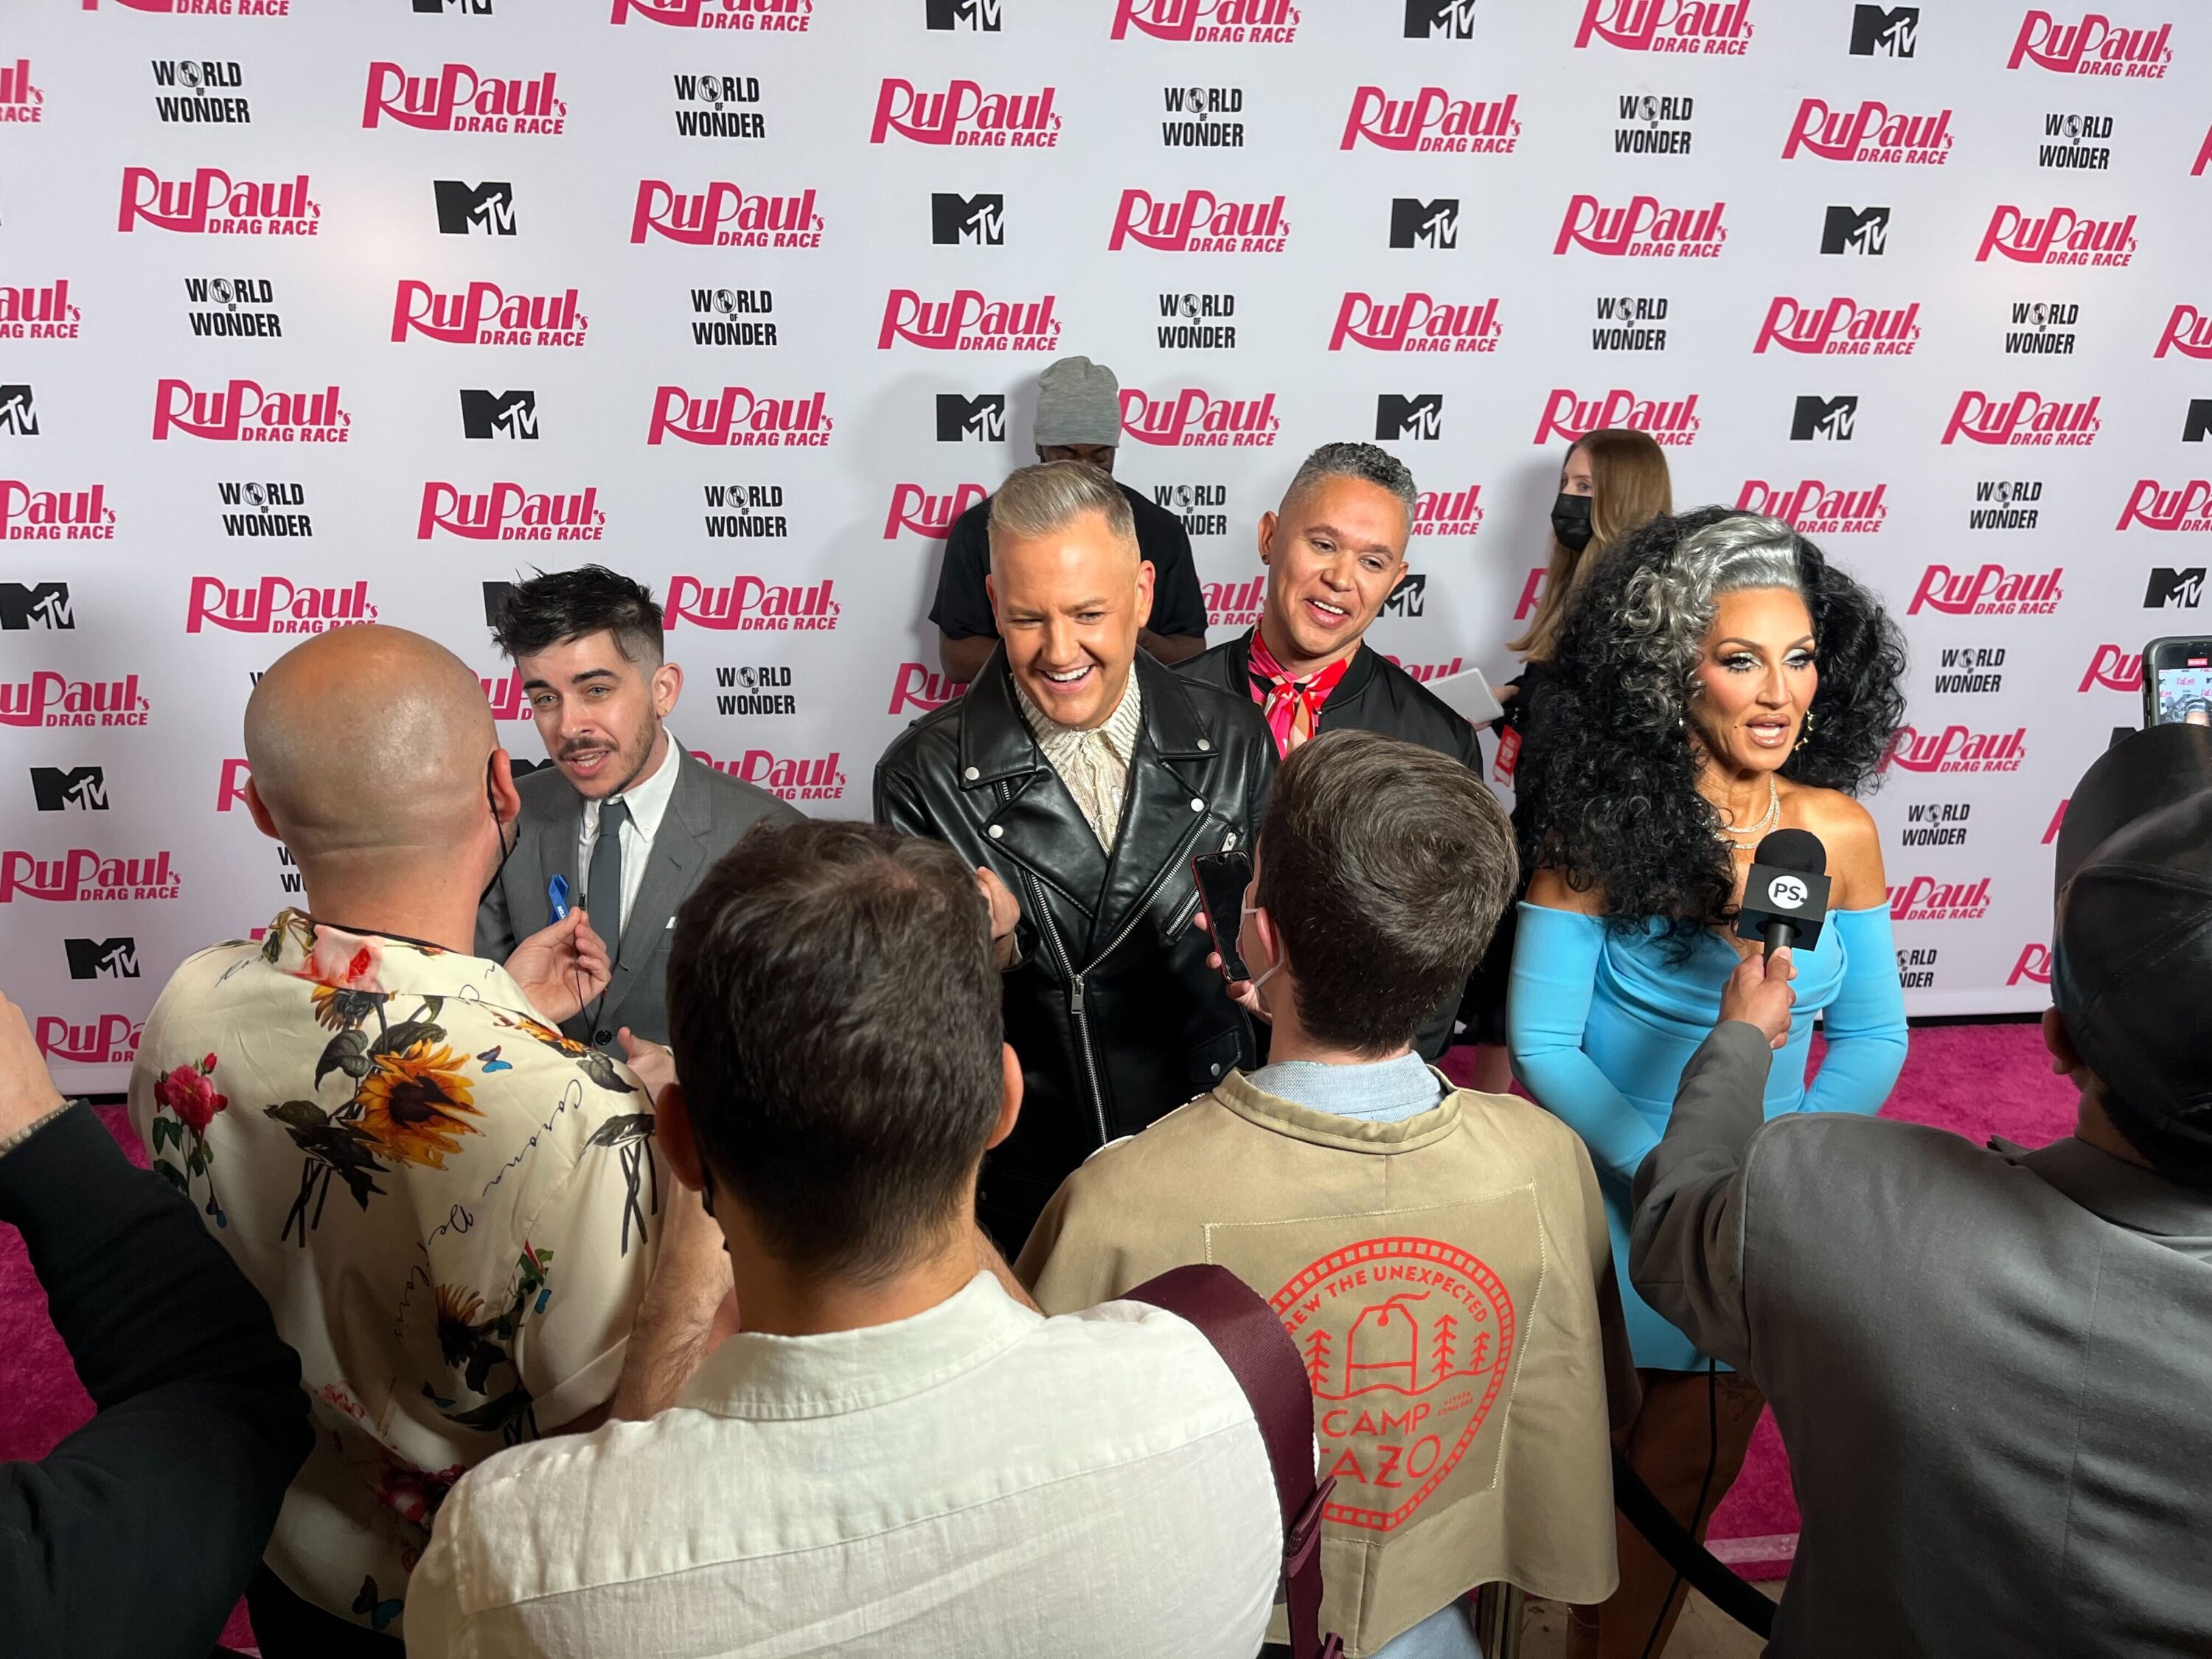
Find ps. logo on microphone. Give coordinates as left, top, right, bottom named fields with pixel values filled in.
left=1770, top=875, right=1809, bottom=911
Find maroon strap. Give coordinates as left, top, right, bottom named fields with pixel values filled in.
left=1127, top=1264, right=1343, bottom=1659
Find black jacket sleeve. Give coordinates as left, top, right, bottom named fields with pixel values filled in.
left=928, top=507, right=998, bottom=640
left=0, top=1107, right=312, bottom=1659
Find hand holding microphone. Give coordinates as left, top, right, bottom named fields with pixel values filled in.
left=1723, top=829, right=1832, bottom=1049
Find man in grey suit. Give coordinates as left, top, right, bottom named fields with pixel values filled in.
left=1632, top=721, right=2212, bottom=1658
left=478, top=566, right=800, bottom=1051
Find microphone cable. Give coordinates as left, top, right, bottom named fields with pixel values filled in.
left=1638, top=1357, right=1720, bottom=1659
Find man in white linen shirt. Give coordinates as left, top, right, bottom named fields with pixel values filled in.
left=407, top=818, right=1284, bottom=1659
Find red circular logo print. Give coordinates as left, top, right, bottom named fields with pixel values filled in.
left=1270, top=1235, right=1517, bottom=1532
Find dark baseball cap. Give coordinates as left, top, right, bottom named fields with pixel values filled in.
left=2053, top=723, right=2212, bottom=1182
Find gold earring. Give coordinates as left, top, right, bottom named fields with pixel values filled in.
left=1795, top=709, right=1815, bottom=752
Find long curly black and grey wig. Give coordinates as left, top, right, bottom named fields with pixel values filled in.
left=1517, top=507, right=1907, bottom=955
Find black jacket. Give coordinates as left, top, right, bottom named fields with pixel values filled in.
left=876, top=648, right=1276, bottom=1251
left=1181, top=632, right=1483, bottom=1060
left=1, top=1107, right=311, bottom=1659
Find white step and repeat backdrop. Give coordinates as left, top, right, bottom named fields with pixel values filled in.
left=5, top=0, right=2208, bottom=1090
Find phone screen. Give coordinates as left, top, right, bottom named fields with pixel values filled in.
left=1190, top=849, right=1253, bottom=982
left=2154, top=655, right=2212, bottom=726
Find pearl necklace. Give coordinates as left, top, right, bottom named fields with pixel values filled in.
left=1715, top=774, right=1779, bottom=854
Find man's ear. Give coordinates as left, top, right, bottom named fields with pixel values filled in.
left=243, top=776, right=283, bottom=844
left=988, top=1043, right=1023, bottom=1151
left=652, top=660, right=684, bottom=720
left=984, top=571, right=1001, bottom=633
left=655, top=1079, right=706, bottom=1193
left=489, top=748, right=522, bottom=829
left=2042, top=1006, right=2084, bottom=1079
left=1257, top=509, right=1279, bottom=566
left=1133, top=556, right=1156, bottom=634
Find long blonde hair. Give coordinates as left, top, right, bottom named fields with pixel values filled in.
left=1506, top=428, right=1674, bottom=661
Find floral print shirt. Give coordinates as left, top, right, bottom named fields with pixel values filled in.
left=128, top=911, right=662, bottom=1640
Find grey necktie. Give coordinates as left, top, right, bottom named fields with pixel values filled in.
left=588, top=798, right=630, bottom=961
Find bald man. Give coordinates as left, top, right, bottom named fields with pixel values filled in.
left=128, top=627, right=725, bottom=1658
left=876, top=462, right=1276, bottom=1252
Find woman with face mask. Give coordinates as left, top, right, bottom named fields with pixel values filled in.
left=1460, top=431, right=1674, bottom=1086
left=1508, top=509, right=1909, bottom=1659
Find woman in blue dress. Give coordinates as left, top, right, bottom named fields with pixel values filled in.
left=1508, top=508, right=1908, bottom=1659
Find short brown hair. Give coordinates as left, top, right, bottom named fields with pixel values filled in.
left=666, top=820, right=1003, bottom=1280
left=1255, top=730, right=1517, bottom=1055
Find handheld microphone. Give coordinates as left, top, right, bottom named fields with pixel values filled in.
left=1734, top=828, right=1832, bottom=956
left=547, top=874, right=571, bottom=924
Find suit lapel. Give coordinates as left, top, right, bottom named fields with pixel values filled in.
left=597, top=749, right=712, bottom=1031
left=961, top=661, right=1107, bottom=922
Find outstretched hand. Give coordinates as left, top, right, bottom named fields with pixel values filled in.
left=1192, top=908, right=1271, bottom=1026
left=507, top=908, right=611, bottom=1026
left=1720, top=947, right=1795, bottom=1051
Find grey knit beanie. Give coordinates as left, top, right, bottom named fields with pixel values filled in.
left=1033, top=355, right=1121, bottom=448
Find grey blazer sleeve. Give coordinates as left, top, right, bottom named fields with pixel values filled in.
left=476, top=857, right=519, bottom=964
left=1627, top=1019, right=1775, bottom=1374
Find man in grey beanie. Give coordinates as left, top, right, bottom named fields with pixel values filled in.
left=931, top=355, right=1209, bottom=685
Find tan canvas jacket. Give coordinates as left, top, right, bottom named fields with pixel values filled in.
left=1020, top=1069, right=1635, bottom=1659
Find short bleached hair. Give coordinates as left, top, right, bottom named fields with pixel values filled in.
left=987, top=460, right=1135, bottom=567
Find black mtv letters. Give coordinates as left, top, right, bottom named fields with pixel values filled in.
left=925, top=0, right=1001, bottom=29
left=1849, top=4, right=1919, bottom=56
left=2185, top=400, right=2212, bottom=443
left=936, top=394, right=1007, bottom=442
left=434, top=180, right=515, bottom=236
left=482, top=580, right=515, bottom=627
left=1376, top=394, right=1443, bottom=441
left=1381, top=571, right=1428, bottom=617
left=0, top=582, right=72, bottom=630
left=0, top=385, right=38, bottom=436
left=1792, top=395, right=1858, bottom=441
left=1389, top=198, right=1459, bottom=248
left=2144, top=568, right=2206, bottom=608
left=931, top=192, right=1004, bottom=246
left=461, top=389, right=539, bottom=439
left=32, top=765, right=108, bottom=812
left=66, top=937, right=139, bottom=980
left=1820, top=205, right=1890, bottom=255
left=1405, top=0, right=1478, bottom=38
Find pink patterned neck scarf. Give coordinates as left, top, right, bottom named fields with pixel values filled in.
left=1247, top=631, right=1352, bottom=757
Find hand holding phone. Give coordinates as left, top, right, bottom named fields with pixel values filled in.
left=1190, top=849, right=1252, bottom=982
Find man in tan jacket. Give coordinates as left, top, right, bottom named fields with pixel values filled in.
left=1021, top=730, right=1635, bottom=1659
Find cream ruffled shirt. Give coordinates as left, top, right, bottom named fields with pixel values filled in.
left=1014, top=672, right=1145, bottom=849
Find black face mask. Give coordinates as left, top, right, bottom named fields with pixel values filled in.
left=1551, top=492, right=1594, bottom=553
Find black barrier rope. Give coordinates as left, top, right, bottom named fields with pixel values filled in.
left=1611, top=1449, right=1778, bottom=1641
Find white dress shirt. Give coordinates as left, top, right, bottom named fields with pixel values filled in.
left=577, top=738, right=682, bottom=942
left=406, top=1272, right=1281, bottom=1659
left=1013, top=673, right=1145, bottom=849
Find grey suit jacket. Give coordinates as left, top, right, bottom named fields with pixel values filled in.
left=1630, top=1021, right=2212, bottom=1659
left=476, top=745, right=801, bottom=1050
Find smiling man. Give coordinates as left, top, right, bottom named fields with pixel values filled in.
left=478, top=566, right=799, bottom=1051
left=876, top=462, right=1276, bottom=1252
left=1180, top=443, right=1485, bottom=1059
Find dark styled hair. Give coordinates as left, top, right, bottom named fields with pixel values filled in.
left=1285, top=441, right=1417, bottom=524
left=1519, top=507, right=1907, bottom=957
left=666, top=820, right=1004, bottom=1280
left=490, top=565, right=664, bottom=666
left=1256, top=728, right=1517, bottom=1055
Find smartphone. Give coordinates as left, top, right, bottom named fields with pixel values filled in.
left=2142, top=637, right=2212, bottom=728
left=1190, top=849, right=1253, bottom=981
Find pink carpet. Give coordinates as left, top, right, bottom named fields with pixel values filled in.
left=0, top=1027, right=2079, bottom=1635
left=1446, top=1018, right=2081, bottom=1582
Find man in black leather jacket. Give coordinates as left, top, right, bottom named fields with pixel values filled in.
left=1180, top=442, right=1483, bottom=1059
left=877, top=462, right=1276, bottom=1252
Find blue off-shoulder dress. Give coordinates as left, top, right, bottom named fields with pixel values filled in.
left=1509, top=902, right=1908, bottom=1371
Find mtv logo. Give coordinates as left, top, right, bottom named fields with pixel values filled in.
left=1405, top=0, right=1478, bottom=37
left=936, top=393, right=1007, bottom=442
left=1380, top=571, right=1428, bottom=618
left=0, top=385, right=38, bottom=437
left=460, top=389, right=540, bottom=440
left=1821, top=205, right=1890, bottom=256
left=65, top=937, right=139, bottom=981
left=2144, top=567, right=2206, bottom=608
left=2185, top=399, right=2212, bottom=443
left=1389, top=198, right=1459, bottom=248
left=415, top=0, right=494, bottom=10
left=1792, top=395, right=1858, bottom=442
left=925, top=0, right=1001, bottom=27
left=31, top=765, right=108, bottom=812
left=0, top=582, right=72, bottom=630
left=931, top=192, right=1004, bottom=246
left=1377, top=394, right=1444, bottom=442
left=1850, top=4, right=1918, bottom=55
left=483, top=580, right=515, bottom=628
left=434, top=180, right=515, bottom=237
